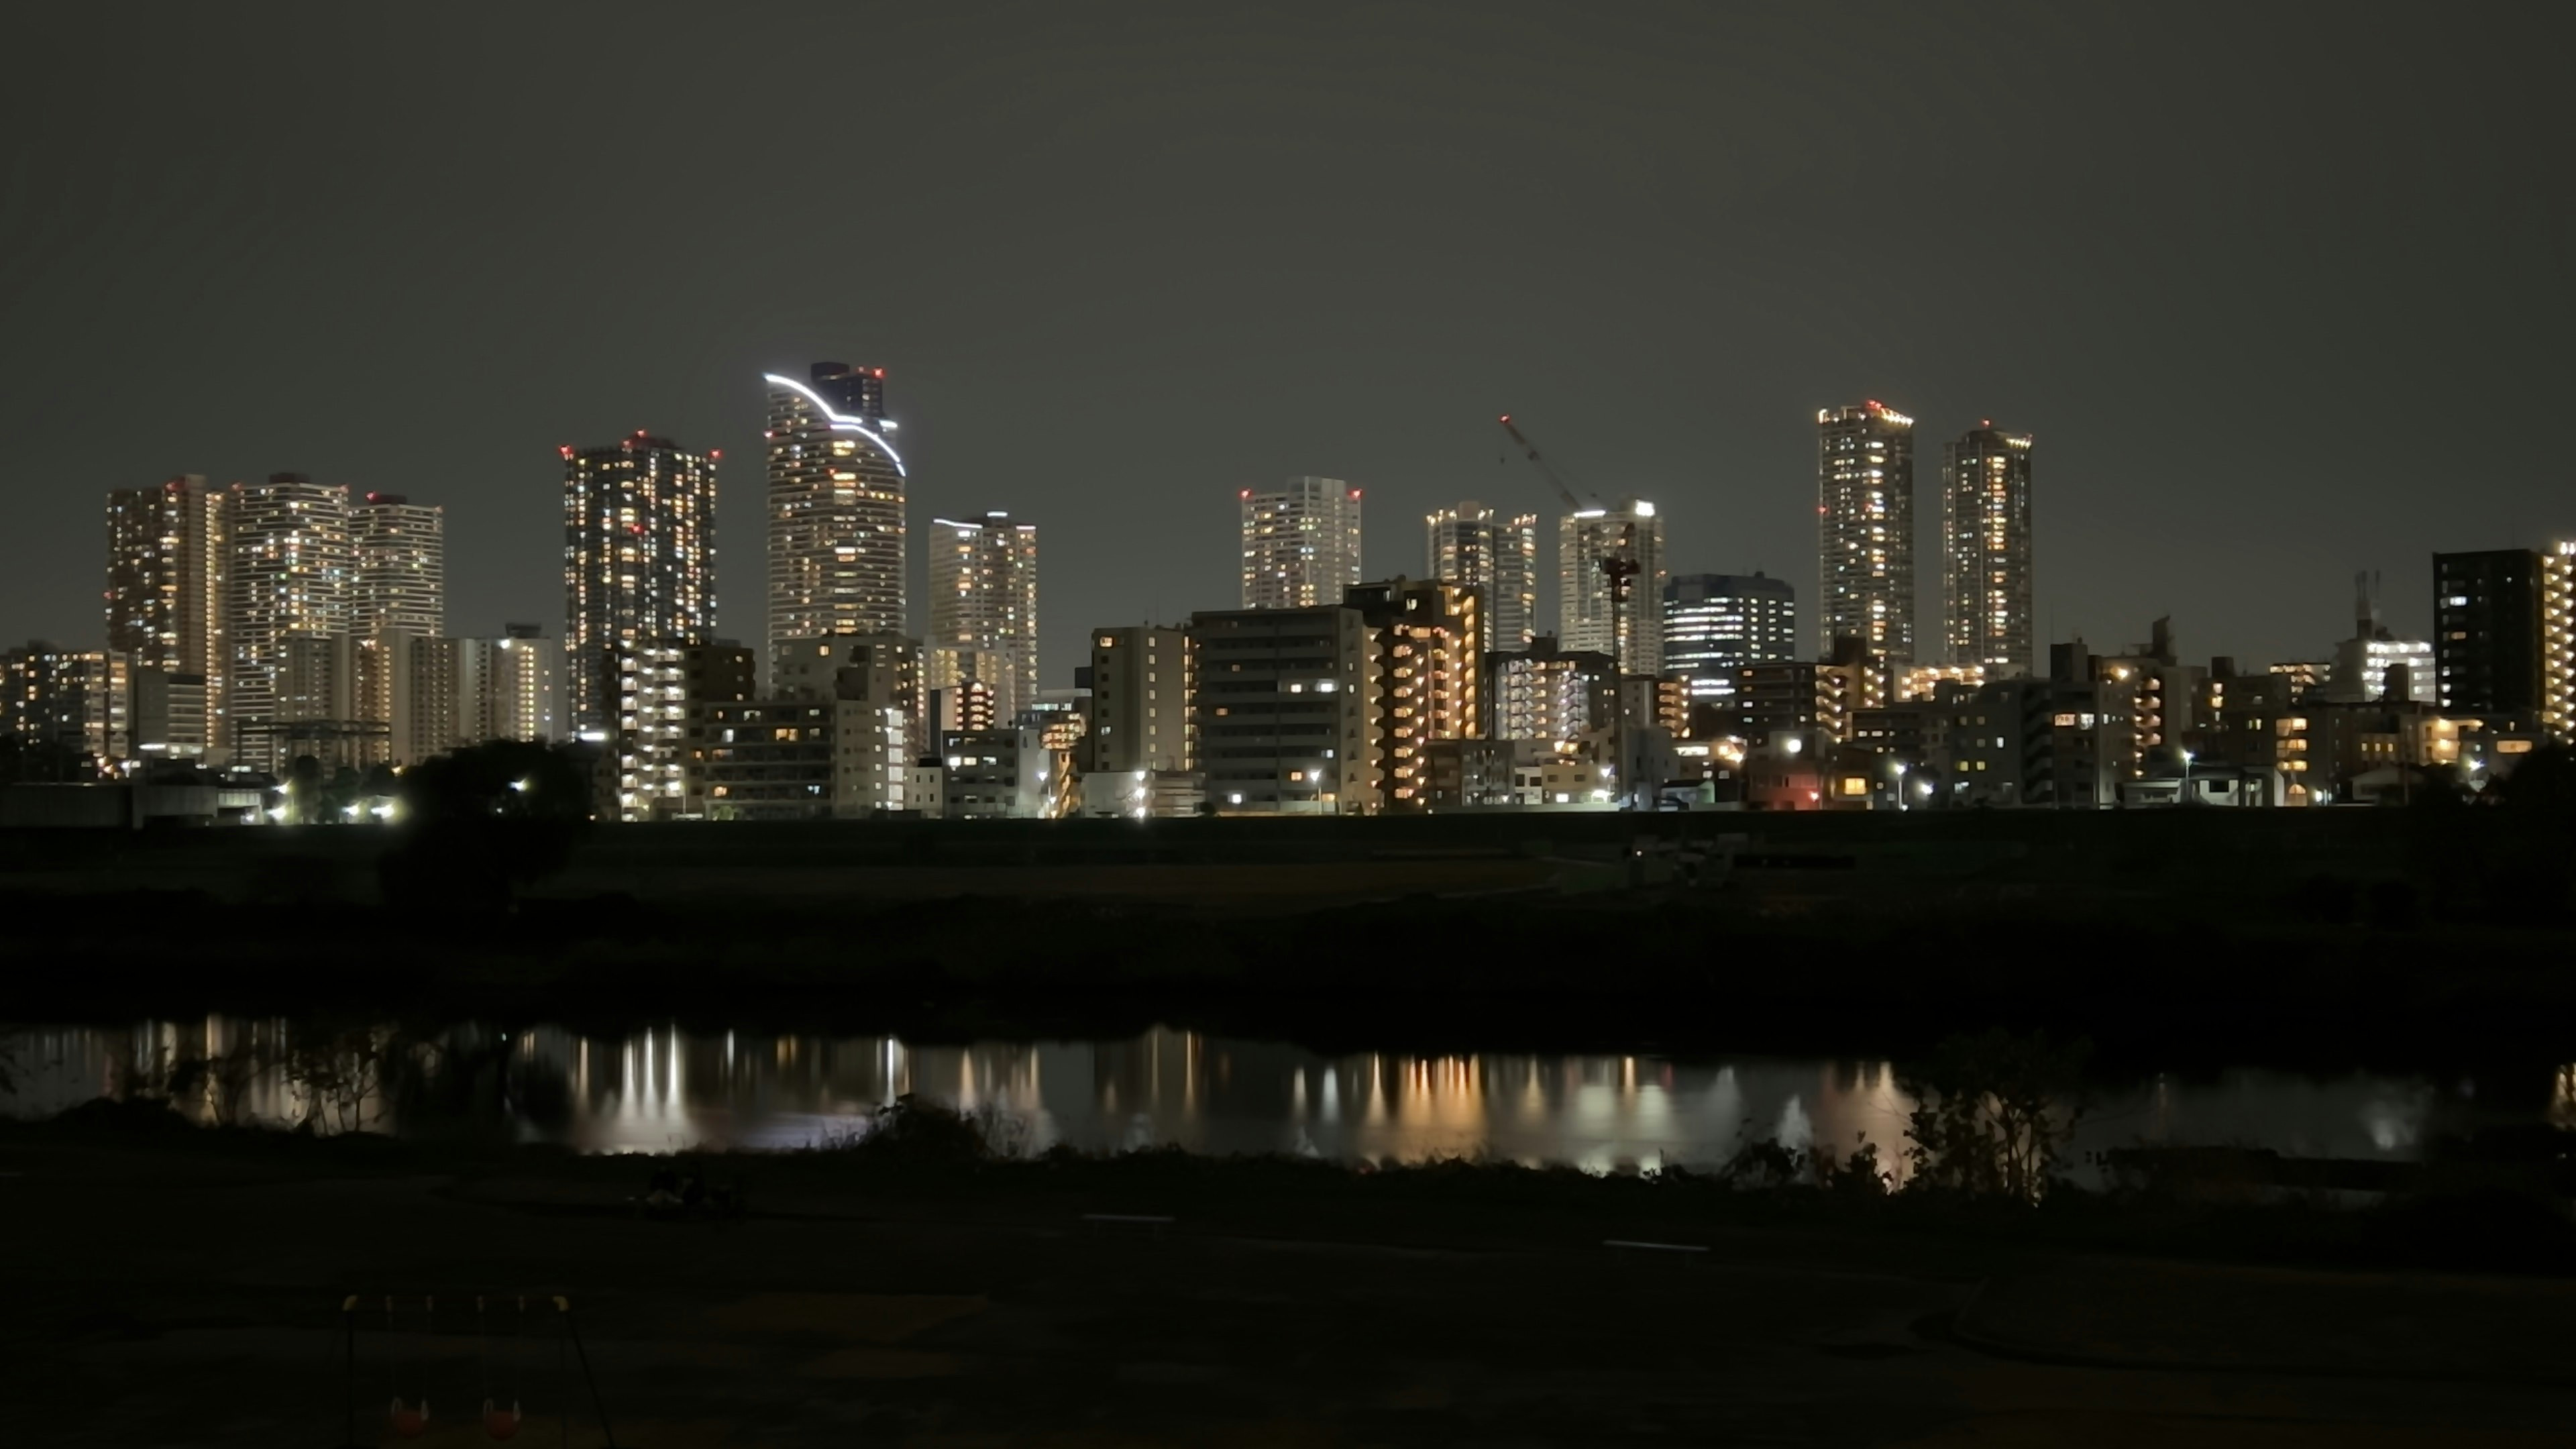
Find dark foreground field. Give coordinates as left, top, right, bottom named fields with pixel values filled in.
left=5, top=1116, right=2575, bottom=1447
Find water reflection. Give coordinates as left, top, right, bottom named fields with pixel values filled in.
left=0, top=1020, right=2559, bottom=1171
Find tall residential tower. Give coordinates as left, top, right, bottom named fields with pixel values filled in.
left=766, top=363, right=906, bottom=662
left=1940, top=424, right=2034, bottom=675
left=1817, top=401, right=1916, bottom=663
left=104, top=474, right=229, bottom=750
left=1240, top=476, right=1362, bottom=609
left=1560, top=500, right=1666, bottom=675
left=928, top=511, right=1040, bottom=720
left=562, top=432, right=717, bottom=732
left=1426, top=502, right=1538, bottom=649
left=224, top=472, right=353, bottom=768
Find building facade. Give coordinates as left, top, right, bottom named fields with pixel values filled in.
left=224, top=472, right=354, bottom=770
left=928, top=511, right=1038, bottom=720
left=1240, top=476, right=1362, bottom=610
left=105, top=474, right=228, bottom=755
left=1187, top=604, right=1371, bottom=812
left=563, top=433, right=716, bottom=734
left=1425, top=502, right=1537, bottom=651
left=1081, top=625, right=1193, bottom=810
left=766, top=362, right=906, bottom=665
left=1939, top=425, right=2033, bottom=674
left=350, top=492, right=443, bottom=762
left=612, top=641, right=756, bottom=820
left=1663, top=572, right=1795, bottom=704
left=769, top=631, right=923, bottom=816
left=1560, top=500, right=1666, bottom=676
left=1489, top=635, right=1615, bottom=749
left=1348, top=579, right=1483, bottom=812
left=1817, top=401, right=1916, bottom=663
left=2434, top=548, right=2543, bottom=718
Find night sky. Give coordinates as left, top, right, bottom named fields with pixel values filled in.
left=4, top=2, right=2569, bottom=682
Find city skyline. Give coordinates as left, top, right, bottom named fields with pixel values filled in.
left=8, top=7, right=2566, bottom=686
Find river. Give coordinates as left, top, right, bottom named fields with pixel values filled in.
left=8, top=1018, right=2571, bottom=1173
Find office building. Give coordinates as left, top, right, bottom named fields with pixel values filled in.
left=766, top=362, right=906, bottom=663
left=1940, top=425, right=2034, bottom=674
left=1426, top=502, right=1537, bottom=650
left=1817, top=400, right=1916, bottom=662
left=1560, top=500, right=1666, bottom=675
left=1348, top=579, right=1483, bottom=812
left=928, top=511, right=1038, bottom=720
left=1187, top=604, right=1372, bottom=812
left=1240, top=476, right=1362, bottom=609
left=224, top=472, right=354, bottom=770
left=563, top=433, right=716, bottom=734
left=1663, top=573, right=1795, bottom=702
left=104, top=474, right=228, bottom=753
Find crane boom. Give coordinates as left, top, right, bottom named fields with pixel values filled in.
left=1497, top=414, right=1593, bottom=513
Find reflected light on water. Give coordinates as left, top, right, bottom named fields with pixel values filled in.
left=0, top=1018, right=2557, bottom=1171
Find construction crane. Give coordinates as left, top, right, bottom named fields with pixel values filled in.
left=1497, top=414, right=1598, bottom=514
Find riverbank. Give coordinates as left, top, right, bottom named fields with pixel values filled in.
left=3, top=1111, right=2573, bottom=1446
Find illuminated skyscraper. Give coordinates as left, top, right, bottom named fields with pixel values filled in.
left=1426, top=502, right=1537, bottom=649
left=928, top=511, right=1039, bottom=720
left=562, top=433, right=716, bottom=733
left=1663, top=572, right=1796, bottom=703
left=1240, top=476, right=1362, bottom=609
left=1817, top=401, right=1916, bottom=663
left=766, top=362, right=906, bottom=662
left=104, top=474, right=228, bottom=751
left=351, top=492, right=443, bottom=757
left=1940, top=424, right=2034, bottom=674
left=352, top=494, right=443, bottom=638
left=1560, top=500, right=1666, bottom=675
left=224, top=472, right=352, bottom=768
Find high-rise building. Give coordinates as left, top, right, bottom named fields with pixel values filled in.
left=1348, top=579, right=1483, bottom=812
left=766, top=363, right=906, bottom=664
left=105, top=474, right=229, bottom=753
left=928, top=511, right=1039, bottom=720
left=387, top=627, right=564, bottom=765
left=350, top=492, right=443, bottom=762
left=1240, top=477, right=1362, bottom=610
left=612, top=640, right=756, bottom=821
left=1560, top=500, right=1666, bottom=675
left=1426, top=502, right=1537, bottom=650
left=351, top=493, right=444, bottom=639
left=3, top=643, right=124, bottom=766
left=225, top=472, right=353, bottom=770
left=1940, top=425, right=2034, bottom=674
left=1817, top=401, right=1916, bottom=663
left=563, top=433, right=717, bottom=734
left=2546, top=543, right=2576, bottom=740
left=1081, top=625, right=1193, bottom=813
left=1662, top=573, right=1796, bottom=704
left=2433, top=549, right=2544, bottom=717
left=1187, top=604, right=1372, bottom=812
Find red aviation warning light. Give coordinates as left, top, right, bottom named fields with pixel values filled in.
left=557, top=445, right=574, bottom=460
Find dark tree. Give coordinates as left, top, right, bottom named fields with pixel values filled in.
left=378, top=739, right=594, bottom=914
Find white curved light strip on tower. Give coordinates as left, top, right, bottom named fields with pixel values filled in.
left=763, top=374, right=909, bottom=476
